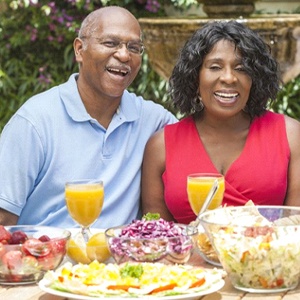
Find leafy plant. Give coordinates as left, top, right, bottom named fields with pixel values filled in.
left=270, top=77, right=300, bottom=119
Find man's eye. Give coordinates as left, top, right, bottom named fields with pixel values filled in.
left=128, top=44, right=141, bottom=53
left=101, top=41, right=118, bottom=48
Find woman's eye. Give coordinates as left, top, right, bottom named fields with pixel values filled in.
left=235, top=66, right=246, bottom=72
left=210, top=65, right=221, bottom=70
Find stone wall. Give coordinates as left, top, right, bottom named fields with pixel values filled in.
left=167, top=1, right=300, bottom=17
left=256, top=1, right=300, bottom=14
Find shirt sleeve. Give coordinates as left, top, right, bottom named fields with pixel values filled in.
left=0, top=113, right=45, bottom=215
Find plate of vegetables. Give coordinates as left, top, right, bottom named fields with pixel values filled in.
left=39, top=261, right=224, bottom=299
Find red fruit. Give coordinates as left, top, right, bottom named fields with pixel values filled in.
left=3, top=274, right=23, bottom=283
left=2, top=250, right=23, bottom=271
left=22, top=238, right=51, bottom=257
left=51, top=239, right=66, bottom=255
left=10, top=230, right=28, bottom=245
left=0, top=225, right=11, bottom=243
left=37, top=252, right=55, bottom=270
left=39, top=235, right=51, bottom=242
left=0, top=242, right=5, bottom=259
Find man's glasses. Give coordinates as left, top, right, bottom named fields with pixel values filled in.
left=87, top=37, right=145, bottom=55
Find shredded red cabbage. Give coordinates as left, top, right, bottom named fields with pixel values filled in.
left=120, top=219, right=184, bottom=239
left=107, top=219, right=195, bottom=263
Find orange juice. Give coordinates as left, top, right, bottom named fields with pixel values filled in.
left=187, top=174, right=225, bottom=215
left=65, top=183, right=104, bottom=227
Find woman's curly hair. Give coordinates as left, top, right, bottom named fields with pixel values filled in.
left=169, top=20, right=281, bottom=119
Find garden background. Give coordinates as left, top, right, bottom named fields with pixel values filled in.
left=1, top=0, right=300, bottom=132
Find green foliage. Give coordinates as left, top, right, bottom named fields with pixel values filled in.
left=0, top=0, right=98, bottom=130
left=270, top=77, right=300, bottom=120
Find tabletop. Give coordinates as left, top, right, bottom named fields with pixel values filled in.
left=1, top=254, right=300, bottom=300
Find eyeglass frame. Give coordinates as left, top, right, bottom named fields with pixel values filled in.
left=80, top=36, right=145, bottom=55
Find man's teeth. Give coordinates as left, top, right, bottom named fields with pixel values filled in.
left=215, top=92, right=238, bottom=98
left=107, top=68, right=128, bottom=75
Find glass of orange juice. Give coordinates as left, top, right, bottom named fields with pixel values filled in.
left=187, top=173, right=225, bottom=215
left=65, top=179, right=104, bottom=241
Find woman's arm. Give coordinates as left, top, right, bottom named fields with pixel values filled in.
left=141, top=129, right=175, bottom=221
left=284, top=115, right=300, bottom=206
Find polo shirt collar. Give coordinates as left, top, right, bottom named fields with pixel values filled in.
left=59, top=73, right=140, bottom=123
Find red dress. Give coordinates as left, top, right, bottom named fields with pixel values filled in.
left=162, top=111, right=290, bottom=224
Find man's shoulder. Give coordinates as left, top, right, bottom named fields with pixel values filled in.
left=123, top=90, right=174, bottom=115
left=21, top=74, right=76, bottom=109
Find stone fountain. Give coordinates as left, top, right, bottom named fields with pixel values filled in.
left=138, top=1, right=300, bottom=83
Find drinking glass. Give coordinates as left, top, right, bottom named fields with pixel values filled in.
left=187, top=173, right=225, bottom=215
left=65, top=179, right=104, bottom=242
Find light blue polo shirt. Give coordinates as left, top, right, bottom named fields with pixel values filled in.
left=0, top=74, right=177, bottom=228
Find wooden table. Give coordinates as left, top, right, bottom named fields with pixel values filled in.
left=1, top=254, right=300, bottom=300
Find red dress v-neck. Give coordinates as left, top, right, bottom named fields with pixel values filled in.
left=162, top=111, right=290, bottom=224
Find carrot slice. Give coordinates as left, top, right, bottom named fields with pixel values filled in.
left=190, top=277, right=206, bottom=288
left=107, top=285, right=140, bottom=291
left=150, top=283, right=177, bottom=294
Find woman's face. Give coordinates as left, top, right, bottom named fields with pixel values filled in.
left=199, top=39, right=252, bottom=118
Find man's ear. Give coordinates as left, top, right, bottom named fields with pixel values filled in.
left=74, top=38, right=84, bottom=63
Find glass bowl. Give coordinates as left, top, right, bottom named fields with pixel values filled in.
left=199, top=205, right=300, bottom=293
left=105, top=223, right=197, bottom=264
left=196, top=225, right=221, bottom=267
left=0, top=225, right=71, bottom=284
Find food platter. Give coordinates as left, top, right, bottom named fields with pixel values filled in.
left=39, top=277, right=225, bottom=300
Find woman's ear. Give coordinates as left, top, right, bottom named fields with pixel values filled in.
left=74, top=38, right=84, bottom=63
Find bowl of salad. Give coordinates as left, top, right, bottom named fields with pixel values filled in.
left=198, top=205, right=300, bottom=293
left=0, top=225, right=71, bottom=284
left=196, top=224, right=221, bottom=267
left=105, top=214, right=198, bottom=264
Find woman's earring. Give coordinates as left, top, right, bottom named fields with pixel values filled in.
left=191, top=95, right=204, bottom=112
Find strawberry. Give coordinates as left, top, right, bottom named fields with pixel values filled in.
left=10, top=230, right=28, bottom=245
left=22, top=238, right=51, bottom=257
left=37, top=252, right=55, bottom=270
left=38, top=235, right=51, bottom=242
left=50, top=239, right=66, bottom=255
left=0, top=225, right=11, bottom=243
left=2, top=250, right=23, bottom=271
left=0, top=242, right=5, bottom=259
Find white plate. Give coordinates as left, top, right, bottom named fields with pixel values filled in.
left=38, top=278, right=224, bottom=300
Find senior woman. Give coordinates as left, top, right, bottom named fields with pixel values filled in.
left=141, top=20, right=300, bottom=224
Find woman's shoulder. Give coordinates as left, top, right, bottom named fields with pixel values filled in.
left=165, top=115, right=194, bottom=131
left=262, top=111, right=300, bottom=151
left=284, top=114, right=300, bottom=143
left=261, top=111, right=300, bottom=129
left=253, top=111, right=286, bottom=128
